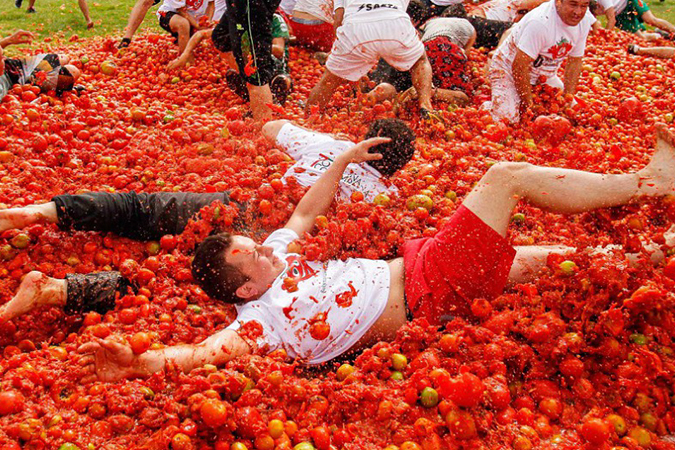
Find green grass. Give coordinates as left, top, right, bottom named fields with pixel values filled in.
left=0, top=0, right=161, bottom=44
left=0, top=0, right=674, bottom=50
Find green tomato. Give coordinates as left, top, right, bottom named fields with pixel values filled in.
left=390, top=371, right=404, bottom=381
left=59, top=444, right=80, bottom=450
left=420, top=387, right=439, bottom=408
left=391, top=353, right=407, bottom=371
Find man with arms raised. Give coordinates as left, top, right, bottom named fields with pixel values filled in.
left=485, top=0, right=595, bottom=122
left=78, top=124, right=675, bottom=381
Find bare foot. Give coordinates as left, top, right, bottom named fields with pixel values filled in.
left=0, top=202, right=57, bottom=232
left=0, top=271, right=67, bottom=323
left=638, top=123, right=675, bottom=196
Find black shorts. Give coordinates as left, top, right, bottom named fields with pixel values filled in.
left=52, top=191, right=243, bottom=241
left=466, top=16, right=512, bottom=49
left=64, top=272, right=135, bottom=315
left=158, top=11, right=195, bottom=40
left=211, top=0, right=281, bottom=85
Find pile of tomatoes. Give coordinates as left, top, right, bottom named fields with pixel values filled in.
left=1, top=24, right=675, bottom=450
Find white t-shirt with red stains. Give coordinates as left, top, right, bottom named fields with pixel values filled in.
left=491, top=0, right=595, bottom=83
left=157, top=0, right=212, bottom=19
left=277, top=123, right=398, bottom=203
left=226, top=228, right=391, bottom=364
left=474, top=0, right=521, bottom=22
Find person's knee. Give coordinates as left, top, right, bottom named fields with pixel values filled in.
left=484, top=161, right=531, bottom=187
left=262, top=120, right=289, bottom=141
left=171, top=16, right=190, bottom=33
left=65, top=65, right=81, bottom=81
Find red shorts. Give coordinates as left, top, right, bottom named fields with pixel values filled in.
left=403, top=205, right=516, bottom=325
left=289, top=18, right=335, bottom=52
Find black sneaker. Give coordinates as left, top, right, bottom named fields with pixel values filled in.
left=27, top=6, right=35, bottom=12
left=271, top=74, right=293, bottom=105
left=118, top=38, right=131, bottom=49
left=15, top=0, right=22, bottom=8
left=656, top=29, right=674, bottom=40
left=627, top=44, right=638, bottom=55
left=225, top=69, right=249, bottom=102
left=420, top=107, right=445, bottom=124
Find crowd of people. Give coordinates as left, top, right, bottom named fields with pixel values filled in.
left=1, top=0, right=675, bottom=380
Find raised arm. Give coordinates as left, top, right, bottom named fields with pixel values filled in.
left=78, top=328, right=250, bottom=382
left=512, top=48, right=534, bottom=109
left=284, top=137, right=390, bottom=237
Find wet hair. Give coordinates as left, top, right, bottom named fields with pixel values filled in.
left=191, top=233, right=249, bottom=304
left=364, top=119, right=416, bottom=177
left=407, top=0, right=429, bottom=25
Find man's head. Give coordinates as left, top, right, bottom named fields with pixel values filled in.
left=555, top=0, right=591, bottom=26
left=364, top=118, right=416, bottom=177
left=192, top=233, right=285, bottom=303
left=407, top=0, right=429, bottom=26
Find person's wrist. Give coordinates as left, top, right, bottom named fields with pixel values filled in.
left=135, top=350, right=166, bottom=377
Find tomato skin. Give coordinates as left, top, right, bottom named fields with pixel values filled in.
left=130, top=332, right=151, bottom=354
left=0, top=390, right=25, bottom=415
left=580, top=418, right=610, bottom=445
left=437, top=372, right=484, bottom=408
left=200, top=399, right=231, bottom=428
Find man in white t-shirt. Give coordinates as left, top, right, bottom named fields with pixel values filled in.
left=485, top=0, right=595, bottom=122
left=74, top=123, right=675, bottom=381
left=305, top=0, right=442, bottom=121
left=262, top=118, right=416, bottom=202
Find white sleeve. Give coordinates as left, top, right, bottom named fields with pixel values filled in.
left=334, top=0, right=344, bottom=10
left=263, top=228, right=300, bottom=255
left=515, top=21, right=548, bottom=60
left=275, top=123, right=338, bottom=161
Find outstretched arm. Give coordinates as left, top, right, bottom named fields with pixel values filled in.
left=168, top=29, right=213, bottom=69
left=78, top=328, right=250, bottom=382
left=0, top=30, right=35, bottom=48
left=284, top=137, right=389, bottom=237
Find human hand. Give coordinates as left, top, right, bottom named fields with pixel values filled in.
left=78, top=336, right=142, bottom=382
left=168, top=56, right=188, bottom=70
left=7, top=30, right=35, bottom=46
left=340, top=137, right=390, bottom=165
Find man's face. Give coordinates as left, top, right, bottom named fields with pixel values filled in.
left=225, top=235, right=286, bottom=300
left=556, top=0, right=590, bottom=26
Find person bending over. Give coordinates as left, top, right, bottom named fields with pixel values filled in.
left=367, top=17, right=477, bottom=107
left=596, top=0, right=675, bottom=38
left=305, top=0, right=442, bottom=121
left=75, top=124, right=675, bottom=381
left=290, top=0, right=335, bottom=52
left=485, top=0, right=595, bottom=123
left=156, top=0, right=215, bottom=55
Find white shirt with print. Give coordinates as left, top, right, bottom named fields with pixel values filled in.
left=278, top=123, right=398, bottom=203
left=492, top=0, right=595, bottom=83
left=226, top=228, right=391, bottom=364
left=157, top=0, right=212, bottom=19
left=334, top=0, right=410, bottom=23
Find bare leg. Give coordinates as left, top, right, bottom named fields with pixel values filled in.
left=642, top=11, right=675, bottom=35
left=123, top=0, right=155, bottom=41
left=169, top=14, right=191, bottom=55
left=306, top=69, right=348, bottom=112
left=27, top=0, right=36, bottom=11
left=633, top=45, right=675, bottom=59
left=78, top=0, right=94, bottom=28
left=248, top=84, right=273, bottom=122
left=0, top=272, right=67, bottom=323
left=365, top=83, right=397, bottom=105
left=463, top=123, right=675, bottom=237
left=0, top=202, right=58, bottom=233
left=409, top=53, right=433, bottom=111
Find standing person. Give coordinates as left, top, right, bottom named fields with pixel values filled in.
left=208, top=0, right=282, bottom=121
left=306, top=0, right=443, bottom=122
left=16, top=0, right=94, bottom=28
left=290, top=0, right=335, bottom=52
left=73, top=124, right=675, bottom=380
left=596, top=0, right=675, bottom=37
left=119, top=0, right=160, bottom=48
left=485, top=0, right=595, bottom=123
left=211, top=12, right=293, bottom=106
left=157, top=0, right=214, bottom=55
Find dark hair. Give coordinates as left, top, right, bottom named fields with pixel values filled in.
left=407, top=0, right=429, bottom=25
left=365, top=119, right=416, bottom=177
left=191, top=233, right=249, bottom=304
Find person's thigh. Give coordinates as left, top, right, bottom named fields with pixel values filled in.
left=211, top=18, right=232, bottom=52
left=169, top=13, right=190, bottom=33
left=379, top=20, right=425, bottom=72
left=325, top=25, right=378, bottom=82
